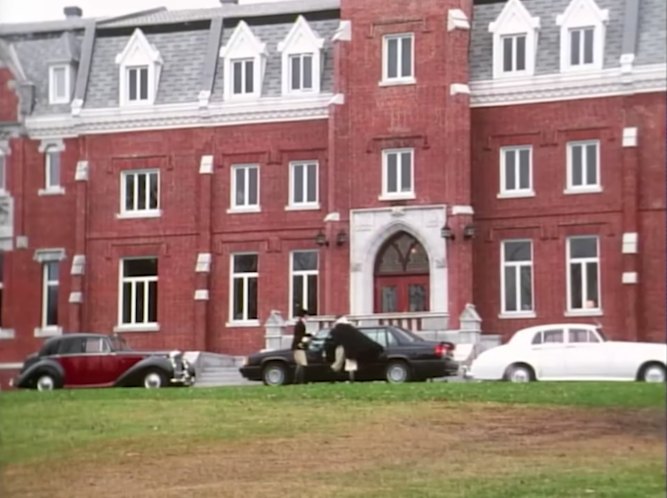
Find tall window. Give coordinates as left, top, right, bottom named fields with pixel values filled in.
left=232, top=59, right=254, bottom=95
left=121, top=170, right=159, bottom=215
left=501, top=240, right=533, bottom=314
left=500, top=146, right=532, bottom=195
left=231, top=164, right=259, bottom=210
left=383, top=33, right=414, bottom=82
left=45, top=146, right=61, bottom=190
left=120, top=258, right=158, bottom=326
left=231, top=254, right=258, bottom=322
left=289, top=53, right=313, bottom=92
left=501, top=34, right=526, bottom=73
left=382, top=148, right=413, bottom=198
left=567, top=141, right=600, bottom=191
left=127, top=66, right=149, bottom=102
left=289, top=161, right=318, bottom=207
left=567, top=236, right=600, bottom=312
left=291, top=251, right=318, bottom=317
left=569, top=27, right=594, bottom=67
left=42, top=261, right=59, bottom=328
left=0, top=151, right=6, bottom=192
left=49, top=65, right=70, bottom=104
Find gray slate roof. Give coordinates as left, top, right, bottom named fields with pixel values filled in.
left=470, top=0, right=665, bottom=81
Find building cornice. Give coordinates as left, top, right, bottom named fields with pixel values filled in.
left=470, top=63, right=667, bottom=107
left=24, top=94, right=334, bottom=139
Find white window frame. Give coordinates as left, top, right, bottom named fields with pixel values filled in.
left=229, top=164, right=260, bottom=213
left=119, top=169, right=161, bottom=218
left=288, top=161, right=319, bottom=210
left=0, top=151, right=6, bottom=193
left=568, top=26, right=595, bottom=67
left=49, top=64, right=71, bottom=104
left=380, top=148, right=415, bottom=200
left=231, top=58, right=255, bottom=96
left=41, top=261, right=60, bottom=329
left=289, top=250, right=318, bottom=319
left=488, top=0, right=540, bottom=79
left=229, top=253, right=259, bottom=325
left=499, top=146, right=534, bottom=198
left=115, top=28, right=163, bottom=107
left=117, top=257, right=159, bottom=330
left=126, top=65, right=149, bottom=103
left=288, top=53, right=314, bottom=93
left=381, top=33, right=415, bottom=85
left=500, top=240, right=535, bottom=317
left=557, top=0, right=608, bottom=73
left=565, top=140, right=601, bottom=194
left=500, top=33, right=528, bottom=74
left=566, top=236, right=601, bottom=315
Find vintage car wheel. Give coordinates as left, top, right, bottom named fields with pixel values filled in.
left=36, top=373, right=57, bottom=391
left=385, top=361, right=411, bottom=384
left=262, top=362, right=287, bottom=386
left=143, top=369, right=167, bottom=389
left=639, top=363, right=666, bottom=383
left=505, top=364, right=534, bottom=383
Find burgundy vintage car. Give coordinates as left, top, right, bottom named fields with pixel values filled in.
left=13, top=333, right=195, bottom=390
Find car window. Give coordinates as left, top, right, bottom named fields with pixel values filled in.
left=361, top=328, right=387, bottom=347
left=40, top=339, right=60, bottom=356
left=542, top=329, right=564, bottom=344
left=58, top=338, right=85, bottom=355
left=531, top=331, right=543, bottom=345
left=109, top=336, right=132, bottom=351
left=84, top=338, right=111, bottom=353
left=390, top=326, right=423, bottom=343
left=569, top=328, right=599, bottom=343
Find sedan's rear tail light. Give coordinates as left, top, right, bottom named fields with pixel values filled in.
left=434, top=343, right=455, bottom=358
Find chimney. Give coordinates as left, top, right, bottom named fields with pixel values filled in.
left=64, top=6, right=83, bottom=19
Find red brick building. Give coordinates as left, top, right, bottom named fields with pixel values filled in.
left=0, top=0, right=664, bottom=383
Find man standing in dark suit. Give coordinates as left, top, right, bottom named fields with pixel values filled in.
left=291, top=308, right=310, bottom=384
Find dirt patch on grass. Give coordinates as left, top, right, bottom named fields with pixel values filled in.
left=2, top=403, right=664, bottom=498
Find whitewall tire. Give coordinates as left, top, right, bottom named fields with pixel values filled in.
left=641, top=364, right=666, bottom=383
left=36, top=374, right=56, bottom=391
left=506, top=365, right=534, bottom=383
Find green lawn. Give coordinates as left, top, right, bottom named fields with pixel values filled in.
left=0, top=382, right=665, bottom=498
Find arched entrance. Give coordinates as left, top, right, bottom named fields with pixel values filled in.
left=374, top=231, right=430, bottom=313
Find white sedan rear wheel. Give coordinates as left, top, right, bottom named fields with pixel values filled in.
left=507, top=365, right=533, bottom=383
left=642, top=364, right=666, bottom=383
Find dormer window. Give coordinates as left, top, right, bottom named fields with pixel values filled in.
left=557, top=0, right=608, bottom=72
left=220, top=21, right=267, bottom=101
left=127, top=66, right=149, bottom=102
left=278, top=16, right=323, bottom=95
left=489, top=0, right=540, bottom=79
left=49, top=64, right=71, bottom=104
left=115, top=29, right=163, bottom=106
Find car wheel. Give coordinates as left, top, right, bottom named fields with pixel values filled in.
left=505, top=364, right=534, bottom=383
left=143, top=369, right=167, bottom=389
left=262, top=362, right=288, bottom=386
left=385, top=361, right=411, bottom=384
left=36, top=373, right=57, bottom=391
left=639, top=363, right=666, bottom=383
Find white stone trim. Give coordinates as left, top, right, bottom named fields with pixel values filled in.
left=622, top=232, right=638, bottom=254
left=556, top=0, right=608, bottom=74
left=199, top=155, right=214, bottom=175
left=38, top=186, right=66, bottom=196
left=71, top=254, right=86, bottom=275
left=620, top=53, right=635, bottom=75
left=622, top=127, right=638, bottom=148
left=0, top=329, right=15, bottom=340
left=15, top=235, right=28, bottom=249
left=470, top=63, right=667, bottom=107
left=34, top=326, right=63, bottom=338
left=333, top=20, right=351, bottom=42
left=447, top=9, right=470, bottom=31
left=489, top=0, right=540, bottom=79
left=324, top=212, right=340, bottom=222
left=115, top=28, right=163, bottom=107
left=329, top=93, right=345, bottom=105
left=196, top=253, right=212, bottom=273
left=622, top=272, right=638, bottom=284
left=450, top=83, right=470, bottom=96
left=0, top=361, right=22, bottom=368
left=349, top=205, right=448, bottom=315
left=75, top=160, right=89, bottom=181
left=38, top=139, right=65, bottom=153
left=451, top=205, right=474, bottom=216
left=69, top=291, right=83, bottom=303
left=34, top=248, right=66, bottom=263
left=194, top=289, right=210, bottom=301
left=113, top=323, right=160, bottom=333
left=198, top=90, right=211, bottom=109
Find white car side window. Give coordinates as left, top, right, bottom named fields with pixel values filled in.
left=532, top=331, right=543, bottom=345
left=569, top=328, right=599, bottom=343
left=543, top=329, right=564, bottom=344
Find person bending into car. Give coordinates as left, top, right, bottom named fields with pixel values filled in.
left=326, top=315, right=384, bottom=382
left=291, top=308, right=311, bottom=384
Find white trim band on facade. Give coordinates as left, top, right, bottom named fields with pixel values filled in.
left=113, top=324, right=160, bottom=333
left=71, top=254, right=86, bottom=275
left=69, top=291, right=83, bottom=303
left=196, top=253, right=212, bottom=273
left=0, top=362, right=22, bottom=369
left=447, top=9, right=470, bottom=31
left=622, top=232, right=638, bottom=254
left=0, top=329, right=15, bottom=340
left=622, top=127, right=638, bottom=147
left=470, top=63, right=667, bottom=107
left=194, top=289, right=210, bottom=301
left=199, top=155, right=214, bottom=175
left=622, top=272, right=638, bottom=284
left=34, top=326, right=63, bottom=337
left=34, top=248, right=66, bottom=263
left=450, top=83, right=471, bottom=96
left=75, top=160, right=89, bottom=181
left=451, top=205, right=474, bottom=216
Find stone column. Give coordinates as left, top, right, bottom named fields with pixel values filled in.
left=194, top=155, right=213, bottom=351
left=264, top=310, right=287, bottom=351
left=68, top=160, right=89, bottom=332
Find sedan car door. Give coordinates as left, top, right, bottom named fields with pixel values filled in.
left=528, top=328, right=568, bottom=379
left=562, top=328, right=614, bottom=379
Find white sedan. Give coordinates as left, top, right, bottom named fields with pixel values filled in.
left=469, top=324, right=666, bottom=383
